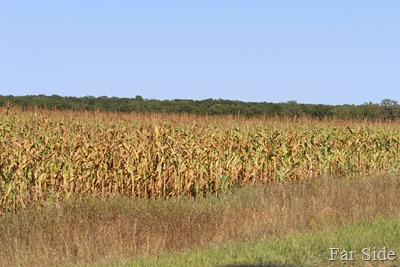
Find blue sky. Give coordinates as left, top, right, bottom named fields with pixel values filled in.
left=1, top=1, right=399, bottom=105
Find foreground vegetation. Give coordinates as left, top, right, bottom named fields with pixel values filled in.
left=1, top=106, right=399, bottom=266
left=1, top=174, right=400, bottom=267
left=117, top=216, right=400, bottom=267
left=1, top=106, right=399, bottom=212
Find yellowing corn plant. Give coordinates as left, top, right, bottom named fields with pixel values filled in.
left=1, top=106, right=399, bottom=212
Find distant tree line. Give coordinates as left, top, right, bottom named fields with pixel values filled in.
left=0, top=94, right=399, bottom=120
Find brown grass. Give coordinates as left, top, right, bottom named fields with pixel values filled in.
left=1, top=173, right=400, bottom=267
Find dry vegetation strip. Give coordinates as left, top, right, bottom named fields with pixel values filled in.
left=1, top=107, right=399, bottom=212
left=1, top=174, right=400, bottom=267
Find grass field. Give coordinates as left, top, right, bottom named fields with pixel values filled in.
left=0, top=107, right=399, bottom=266
left=1, top=173, right=400, bottom=266
left=111, top=216, right=400, bottom=267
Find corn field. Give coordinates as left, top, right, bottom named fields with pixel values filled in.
left=1, top=106, right=399, bottom=212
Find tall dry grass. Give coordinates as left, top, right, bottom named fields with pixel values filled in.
left=1, top=173, right=400, bottom=267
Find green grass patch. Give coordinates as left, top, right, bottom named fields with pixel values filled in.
left=99, top=216, right=400, bottom=267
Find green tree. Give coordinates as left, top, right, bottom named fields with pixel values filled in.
left=380, top=99, right=399, bottom=120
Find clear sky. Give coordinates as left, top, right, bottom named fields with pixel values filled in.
left=1, top=1, right=399, bottom=105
